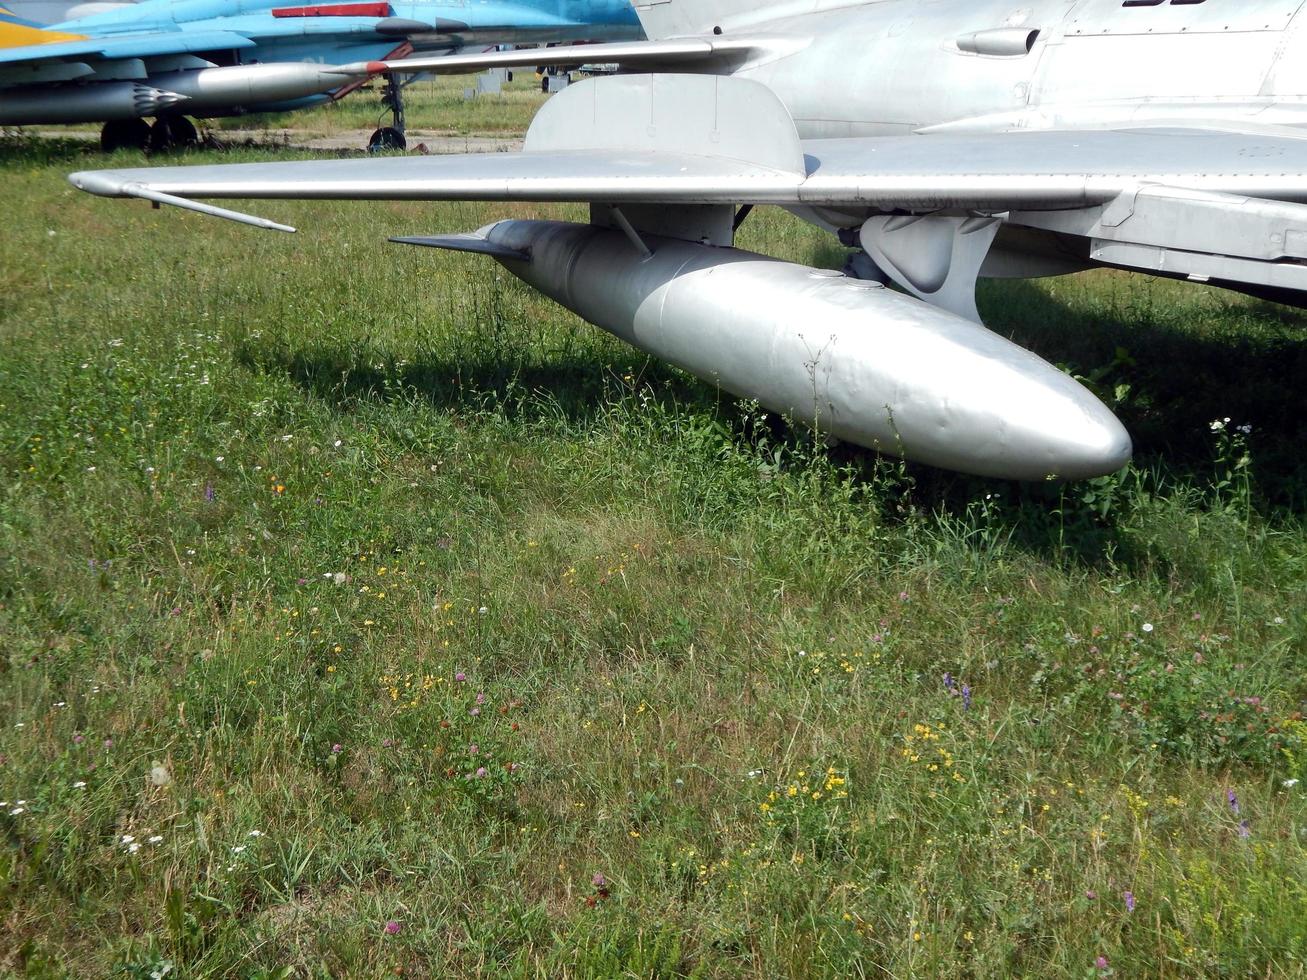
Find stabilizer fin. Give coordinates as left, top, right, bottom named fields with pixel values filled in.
left=389, top=232, right=528, bottom=261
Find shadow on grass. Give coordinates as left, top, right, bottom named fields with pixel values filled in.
left=236, top=338, right=722, bottom=428
left=984, top=277, right=1307, bottom=511
left=0, top=133, right=100, bottom=166
left=241, top=270, right=1307, bottom=569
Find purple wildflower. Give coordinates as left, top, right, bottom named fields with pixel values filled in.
left=72, top=733, right=84, bottom=745
left=1227, top=788, right=1239, bottom=814
left=381, top=738, right=394, bottom=748
left=1124, top=890, right=1135, bottom=913
left=961, top=684, right=972, bottom=710
left=204, top=483, right=215, bottom=503
left=475, top=766, right=487, bottom=778
left=943, top=673, right=956, bottom=693
left=455, top=671, right=467, bottom=683
left=331, top=743, right=342, bottom=754
left=475, top=692, right=486, bottom=705
left=102, top=738, right=113, bottom=749
left=1238, top=820, right=1251, bottom=839
left=1095, top=956, right=1109, bottom=971
left=383, top=920, right=401, bottom=935
left=592, top=872, right=607, bottom=887
left=469, top=743, right=479, bottom=755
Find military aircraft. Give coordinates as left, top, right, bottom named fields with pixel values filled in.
left=68, top=0, right=1307, bottom=478
left=0, top=0, right=641, bottom=150
left=4, top=2, right=135, bottom=26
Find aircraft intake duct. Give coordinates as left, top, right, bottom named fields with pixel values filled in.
left=0, top=82, right=187, bottom=124
left=423, top=220, right=1131, bottom=480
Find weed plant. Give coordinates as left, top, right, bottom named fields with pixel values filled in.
left=0, top=134, right=1304, bottom=976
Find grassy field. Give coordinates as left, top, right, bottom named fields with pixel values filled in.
left=0, top=130, right=1305, bottom=977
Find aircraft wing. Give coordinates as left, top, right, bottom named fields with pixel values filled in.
left=71, top=126, right=1307, bottom=208
left=350, top=35, right=789, bottom=75
left=70, top=74, right=1307, bottom=298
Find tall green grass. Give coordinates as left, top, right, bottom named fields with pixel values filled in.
left=0, top=135, right=1304, bottom=977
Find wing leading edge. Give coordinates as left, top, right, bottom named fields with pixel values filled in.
left=71, top=127, right=1307, bottom=209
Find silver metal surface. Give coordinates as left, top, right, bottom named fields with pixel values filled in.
left=71, top=0, right=1307, bottom=477
left=467, top=219, right=1131, bottom=479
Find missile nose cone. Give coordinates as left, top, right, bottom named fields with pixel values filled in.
left=1043, top=404, right=1133, bottom=480
left=976, top=362, right=1133, bottom=480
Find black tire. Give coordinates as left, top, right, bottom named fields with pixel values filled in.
left=148, top=116, right=198, bottom=152
left=100, top=118, right=150, bottom=153
left=367, top=126, right=406, bottom=151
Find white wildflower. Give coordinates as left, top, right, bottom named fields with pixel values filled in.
left=73, top=780, right=87, bottom=788
left=1141, top=623, right=1154, bottom=633
left=1285, top=779, right=1300, bottom=788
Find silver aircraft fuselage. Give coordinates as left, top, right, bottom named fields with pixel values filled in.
left=726, top=0, right=1307, bottom=138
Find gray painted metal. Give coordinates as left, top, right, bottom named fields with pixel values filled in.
left=455, top=219, right=1131, bottom=480
left=6, top=80, right=184, bottom=123
left=341, top=36, right=782, bottom=76
left=4, top=63, right=368, bottom=125
left=70, top=118, right=1307, bottom=208
left=151, top=64, right=368, bottom=113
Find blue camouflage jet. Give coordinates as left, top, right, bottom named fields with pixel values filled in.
left=0, top=0, right=641, bottom=149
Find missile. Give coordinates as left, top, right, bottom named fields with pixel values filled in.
left=148, top=63, right=381, bottom=112
left=402, top=220, right=1132, bottom=480
left=0, top=62, right=380, bottom=126
left=0, top=81, right=186, bottom=124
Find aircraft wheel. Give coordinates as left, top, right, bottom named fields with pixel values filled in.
left=100, top=118, right=150, bottom=153
left=367, top=126, right=406, bottom=152
left=149, top=116, right=199, bottom=152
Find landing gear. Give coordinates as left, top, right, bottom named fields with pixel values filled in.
left=148, top=115, right=198, bottom=152
left=368, top=72, right=407, bottom=152
left=100, top=117, right=150, bottom=153
left=367, top=125, right=406, bottom=151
